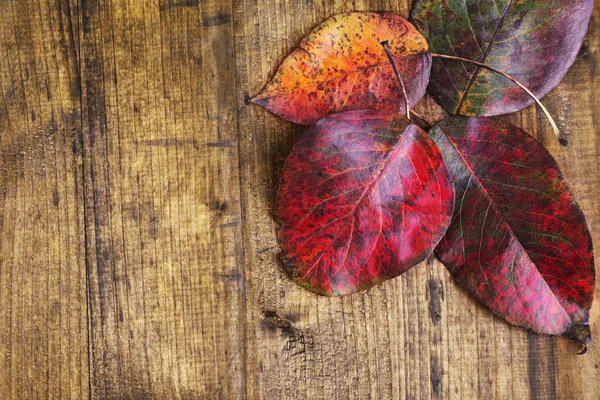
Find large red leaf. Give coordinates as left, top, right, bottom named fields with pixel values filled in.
left=277, top=109, right=454, bottom=296
left=251, top=12, right=431, bottom=125
left=430, top=117, right=595, bottom=342
left=410, top=0, right=593, bottom=116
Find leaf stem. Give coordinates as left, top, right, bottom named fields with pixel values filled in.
left=431, top=53, right=565, bottom=146
left=410, top=110, right=434, bottom=127
left=381, top=41, right=410, bottom=119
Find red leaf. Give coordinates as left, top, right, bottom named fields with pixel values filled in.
left=251, top=12, right=431, bottom=125
left=430, top=117, right=595, bottom=342
left=277, top=109, right=454, bottom=296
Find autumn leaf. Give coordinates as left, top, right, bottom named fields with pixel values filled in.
left=410, top=0, right=593, bottom=116
left=251, top=12, right=431, bottom=125
left=430, top=117, right=595, bottom=343
left=277, top=109, right=454, bottom=296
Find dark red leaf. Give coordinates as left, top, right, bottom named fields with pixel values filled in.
left=277, top=109, right=455, bottom=296
left=430, top=117, right=595, bottom=342
left=251, top=12, right=431, bottom=125
left=410, top=0, right=593, bottom=116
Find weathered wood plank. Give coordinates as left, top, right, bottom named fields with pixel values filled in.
left=1, top=0, right=599, bottom=398
left=78, top=0, right=244, bottom=398
left=0, top=0, right=88, bottom=399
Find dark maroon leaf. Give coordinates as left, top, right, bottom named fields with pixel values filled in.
left=410, top=0, right=593, bottom=116
left=430, top=116, right=595, bottom=342
left=276, top=109, right=455, bottom=296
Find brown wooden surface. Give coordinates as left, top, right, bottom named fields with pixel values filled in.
left=0, top=0, right=599, bottom=399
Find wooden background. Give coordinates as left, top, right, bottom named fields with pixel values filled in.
left=0, top=0, right=599, bottom=398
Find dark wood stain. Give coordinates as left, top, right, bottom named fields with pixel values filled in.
left=139, top=138, right=198, bottom=147
left=261, top=310, right=314, bottom=357
left=159, top=0, right=199, bottom=12
left=202, top=13, right=232, bottom=28
left=207, top=140, right=238, bottom=148
left=427, top=278, right=443, bottom=326
left=430, top=355, right=443, bottom=398
left=218, top=219, right=242, bottom=228
left=527, top=333, right=557, bottom=400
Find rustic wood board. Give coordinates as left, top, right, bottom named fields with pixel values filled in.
left=0, top=0, right=599, bottom=398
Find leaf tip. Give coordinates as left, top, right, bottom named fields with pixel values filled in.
left=567, top=323, right=591, bottom=347
left=559, top=136, right=569, bottom=147
left=248, top=84, right=273, bottom=107
left=248, top=92, right=266, bottom=106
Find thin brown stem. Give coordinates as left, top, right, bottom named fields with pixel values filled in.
left=432, top=53, right=565, bottom=146
left=381, top=41, right=410, bottom=119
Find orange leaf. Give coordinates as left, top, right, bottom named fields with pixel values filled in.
left=251, top=12, right=431, bottom=125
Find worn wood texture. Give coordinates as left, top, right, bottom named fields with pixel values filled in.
left=0, top=0, right=88, bottom=398
left=0, top=0, right=599, bottom=398
left=78, top=0, right=244, bottom=398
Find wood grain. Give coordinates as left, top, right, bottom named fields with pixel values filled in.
left=0, top=0, right=598, bottom=399
left=0, top=0, right=88, bottom=398
left=78, top=0, right=244, bottom=397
